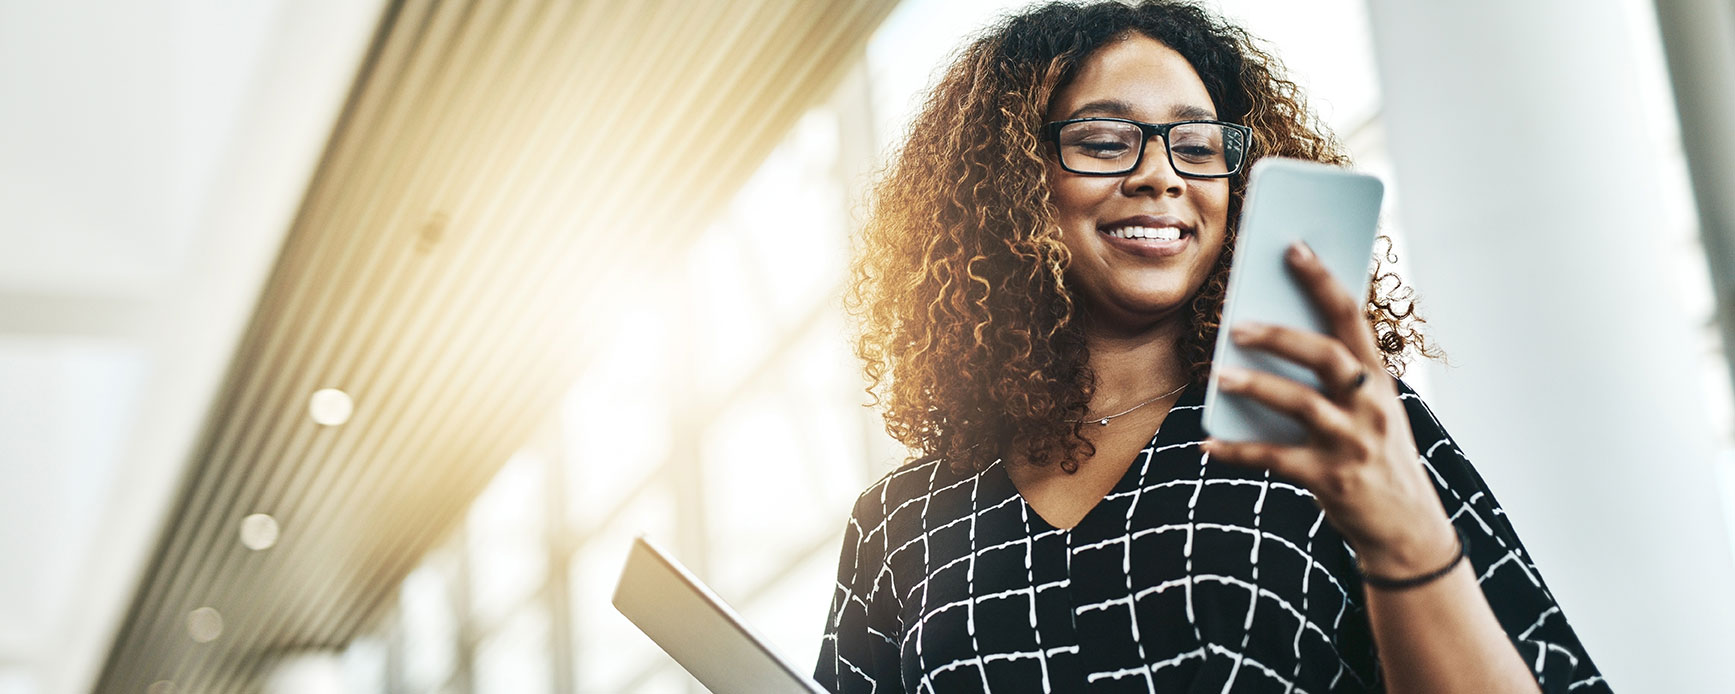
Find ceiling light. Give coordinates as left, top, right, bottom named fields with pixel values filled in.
left=239, top=513, right=280, bottom=550
left=187, top=607, right=224, bottom=643
left=308, top=388, right=354, bottom=426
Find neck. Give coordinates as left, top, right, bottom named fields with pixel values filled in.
left=1081, top=315, right=1193, bottom=415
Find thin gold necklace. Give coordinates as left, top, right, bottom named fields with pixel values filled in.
left=1067, top=382, right=1188, bottom=426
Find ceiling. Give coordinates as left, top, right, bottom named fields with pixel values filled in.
left=67, top=0, right=897, bottom=692
left=0, top=0, right=388, bottom=692
left=0, top=0, right=897, bottom=692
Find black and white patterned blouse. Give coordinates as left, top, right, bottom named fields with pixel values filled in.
left=815, top=379, right=1609, bottom=693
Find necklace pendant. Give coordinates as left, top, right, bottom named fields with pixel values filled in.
left=1099, top=418, right=1110, bottom=426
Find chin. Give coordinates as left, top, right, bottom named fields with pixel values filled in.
left=1087, top=290, right=1195, bottom=325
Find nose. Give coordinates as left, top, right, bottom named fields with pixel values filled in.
left=1121, top=137, right=1186, bottom=197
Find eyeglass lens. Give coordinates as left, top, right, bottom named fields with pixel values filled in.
left=1056, top=121, right=1245, bottom=176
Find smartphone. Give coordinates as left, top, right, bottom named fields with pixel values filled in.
left=1201, top=157, right=1385, bottom=445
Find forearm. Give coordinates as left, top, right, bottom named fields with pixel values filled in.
left=1362, top=538, right=1540, bottom=693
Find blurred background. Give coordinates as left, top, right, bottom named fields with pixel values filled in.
left=3, top=0, right=1734, bottom=692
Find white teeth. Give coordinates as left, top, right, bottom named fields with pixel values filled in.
left=1105, top=225, right=1184, bottom=241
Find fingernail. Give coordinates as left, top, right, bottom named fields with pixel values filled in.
left=1231, top=323, right=1266, bottom=343
left=1216, top=367, right=1248, bottom=389
left=1287, top=241, right=1314, bottom=262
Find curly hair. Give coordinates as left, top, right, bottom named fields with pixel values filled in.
left=847, top=0, right=1441, bottom=474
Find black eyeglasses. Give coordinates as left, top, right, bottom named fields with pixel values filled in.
left=1044, top=118, right=1252, bottom=178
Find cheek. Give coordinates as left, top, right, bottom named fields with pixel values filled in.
left=1047, top=181, right=1082, bottom=220
left=1196, top=183, right=1232, bottom=222
left=1192, top=185, right=1232, bottom=256
left=1047, top=166, right=1114, bottom=221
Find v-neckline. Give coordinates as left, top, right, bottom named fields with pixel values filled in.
left=1000, top=384, right=1198, bottom=533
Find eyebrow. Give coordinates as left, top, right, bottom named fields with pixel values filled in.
left=1066, top=99, right=1219, bottom=121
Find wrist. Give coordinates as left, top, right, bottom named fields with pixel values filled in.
left=1353, top=518, right=1461, bottom=580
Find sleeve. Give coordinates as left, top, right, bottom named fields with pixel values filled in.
left=815, top=487, right=905, bottom=693
left=1395, top=379, right=1613, bottom=693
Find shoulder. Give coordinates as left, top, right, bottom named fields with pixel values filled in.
left=847, top=455, right=974, bottom=529
left=1391, top=376, right=1434, bottom=423
left=844, top=454, right=992, bottom=561
left=1388, top=376, right=1504, bottom=518
left=1391, top=376, right=1457, bottom=455
left=1389, top=377, right=1532, bottom=579
left=1390, top=377, right=1485, bottom=486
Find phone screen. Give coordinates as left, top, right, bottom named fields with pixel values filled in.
left=1201, top=157, right=1385, bottom=445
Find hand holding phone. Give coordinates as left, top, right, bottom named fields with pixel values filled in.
left=1201, top=157, right=1385, bottom=445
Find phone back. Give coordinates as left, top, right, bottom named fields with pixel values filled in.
left=1202, top=158, right=1385, bottom=445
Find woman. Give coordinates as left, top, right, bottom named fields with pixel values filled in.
left=816, top=1, right=1607, bottom=693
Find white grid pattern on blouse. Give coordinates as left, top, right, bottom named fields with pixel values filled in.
left=884, top=459, right=1064, bottom=694
left=821, top=386, right=1610, bottom=693
left=838, top=443, right=1363, bottom=692
left=852, top=444, right=1369, bottom=692
left=1064, top=434, right=1362, bottom=693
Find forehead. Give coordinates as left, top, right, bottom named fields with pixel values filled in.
left=1046, top=34, right=1217, bottom=122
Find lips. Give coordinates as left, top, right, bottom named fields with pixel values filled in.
left=1097, top=214, right=1194, bottom=258
left=1099, top=214, right=1193, bottom=237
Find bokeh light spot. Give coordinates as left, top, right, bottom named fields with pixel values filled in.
left=239, top=513, right=281, bottom=550
left=308, top=388, right=354, bottom=426
left=187, top=607, right=224, bottom=643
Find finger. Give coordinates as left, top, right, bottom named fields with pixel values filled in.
left=1229, top=321, right=1367, bottom=395
left=1215, top=365, right=1357, bottom=440
left=1284, top=242, right=1382, bottom=366
left=1200, top=437, right=1317, bottom=485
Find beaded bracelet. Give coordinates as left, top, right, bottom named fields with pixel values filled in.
left=1359, top=526, right=1469, bottom=591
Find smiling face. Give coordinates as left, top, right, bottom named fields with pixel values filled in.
left=1046, top=33, right=1231, bottom=334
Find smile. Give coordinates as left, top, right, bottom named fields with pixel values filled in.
left=1103, top=225, right=1183, bottom=241
left=1096, top=223, right=1193, bottom=258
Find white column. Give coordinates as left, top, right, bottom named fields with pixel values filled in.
left=1363, top=0, right=1735, bottom=690
left=1654, top=0, right=1735, bottom=391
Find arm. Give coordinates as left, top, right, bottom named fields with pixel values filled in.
left=816, top=490, right=902, bottom=693
left=1358, top=518, right=1540, bottom=692
left=1201, top=242, right=1596, bottom=692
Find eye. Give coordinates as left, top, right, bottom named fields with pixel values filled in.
left=1168, top=131, right=1225, bottom=163
left=1170, top=143, right=1222, bottom=162
left=1059, top=122, right=1141, bottom=158
left=1073, top=139, right=1132, bottom=158
left=1166, top=123, right=1237, bottom=165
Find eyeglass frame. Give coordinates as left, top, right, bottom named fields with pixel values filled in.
left=1042, top=117, right=1254, bottom=179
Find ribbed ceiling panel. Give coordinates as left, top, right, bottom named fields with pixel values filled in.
left=94, top=0, right=898, bottom=690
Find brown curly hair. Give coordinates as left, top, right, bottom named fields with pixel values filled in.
left=848, top=0, right=1441, bottom=474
